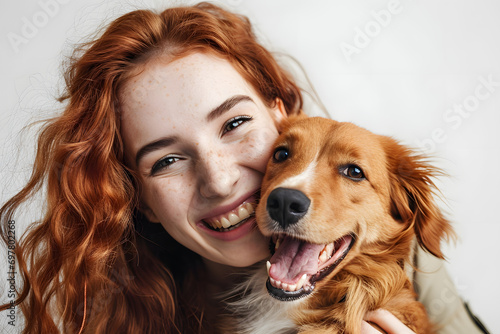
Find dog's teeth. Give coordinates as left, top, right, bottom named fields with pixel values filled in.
left=282, top=282, right=288, bottom=290
left=296, top=274, right=308, bottom=290
left=266, top=261, right=271, bottom=276
left=319, top=250, right=328, bottom=264
left=270, top=277, right=276, bottom=287
left=326, top=243, right=334, bottom=257
left=288, top=283, right=297, bottom=291
left=275, top=237, right=280, bottom=250
left=318, top=243, right=335, bottom=263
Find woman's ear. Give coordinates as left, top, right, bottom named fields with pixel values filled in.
left=271, top=98, right=308, bottom=132
left=271, top=98, right=289, bottom=130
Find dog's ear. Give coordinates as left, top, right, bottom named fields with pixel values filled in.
left=384, top=138, right=454, bottom=259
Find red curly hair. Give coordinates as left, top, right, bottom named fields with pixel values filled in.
left=0, top=3, right=302, bottom=333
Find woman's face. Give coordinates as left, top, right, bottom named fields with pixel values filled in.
left=120, top=53, right=287, bottom=268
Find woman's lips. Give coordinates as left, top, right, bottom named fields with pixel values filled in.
left=197, top=192, right=259, bottom=241
left=200, top=191, right=258, bottom=220
left=197, top=216, right=258, bottom=241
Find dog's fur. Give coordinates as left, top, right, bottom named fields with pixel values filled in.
left=224, top=115, right=453, bottom=334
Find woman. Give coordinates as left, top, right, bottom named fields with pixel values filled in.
left=0, top=2, right=487, bottom=333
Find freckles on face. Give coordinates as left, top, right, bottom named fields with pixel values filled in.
left=236, top=122, right=280, bottom=171
left=150, top=179, right=184, bottom=219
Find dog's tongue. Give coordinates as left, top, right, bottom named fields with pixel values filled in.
left=269, top=235, right=324, bottom=283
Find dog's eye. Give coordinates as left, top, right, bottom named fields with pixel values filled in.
left=273, top=148, right=289, bottom=162
left=341, top=165, right=365, bottom=180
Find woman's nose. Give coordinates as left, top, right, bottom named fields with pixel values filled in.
left=197, top=149, right=240, bottom=199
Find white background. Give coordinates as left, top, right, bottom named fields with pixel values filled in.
left=1, top=0, right=499, bottom=333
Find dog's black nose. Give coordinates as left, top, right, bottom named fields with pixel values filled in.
left=266, top=187, right=310, bottom=228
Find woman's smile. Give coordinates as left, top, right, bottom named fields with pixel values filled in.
left=198, top=191, right=258, bottom=241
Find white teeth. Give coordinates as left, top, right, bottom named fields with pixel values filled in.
left=228, top=213, right=240, bottom=225
left=221, top=217, right=231, bottom=228
left=268, top=272, right=309, bottom=292
left=238, top=207, right=250, bottom=220
left=326, top=243, right=334, bottom=257
left=318, top=243, right=335, bottom=264
left=270, top=277, right=276, bottom=286
left=319, top=249, right=328, bottom=264
left=245, top=203, right=254, bottom=212
left=275, top=237, right=280, bottom=250
left=296, top=274, right=308, bottom=290
left=266, top=261, right=271, bottom=276
left=205, top=201, right=255, bottom=230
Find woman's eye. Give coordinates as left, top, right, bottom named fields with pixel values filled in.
left=273, top=147, right=289, bottom=162
left=341, top=165, right=365, bottom=181
left=222, top=116, right=252, bottom=134
left=151, top=156, right=180, bottom=175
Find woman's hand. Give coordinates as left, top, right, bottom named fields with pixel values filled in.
left=361, top=309, right=416, bottom=334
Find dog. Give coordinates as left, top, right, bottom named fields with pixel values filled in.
left=225, top=115, right=453, bottom=334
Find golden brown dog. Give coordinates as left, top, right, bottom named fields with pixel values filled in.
left=229, top=115, right=453, bottom=334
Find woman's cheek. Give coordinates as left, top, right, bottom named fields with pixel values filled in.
left=237, top=126, right=279, bottom=171
left=146, top=176, right=192, bottom=222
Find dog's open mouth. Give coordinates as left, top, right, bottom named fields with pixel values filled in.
left=266, top=234, right=354, bottom=301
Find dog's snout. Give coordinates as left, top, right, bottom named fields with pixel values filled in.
left=267, top=187, right=310, bottom=228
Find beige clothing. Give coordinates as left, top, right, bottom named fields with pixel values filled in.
left=414, top=247, right=489, bottom=334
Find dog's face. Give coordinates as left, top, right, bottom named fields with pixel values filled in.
left=256, top=116, right=452, bottom=301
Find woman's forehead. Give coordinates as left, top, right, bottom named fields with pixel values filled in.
left=120, top=53, right=256, bottom=117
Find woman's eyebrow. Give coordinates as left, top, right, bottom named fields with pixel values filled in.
left=135, top=136, right=177, bottom=167
left=206, top=94, right=254, bottom=122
